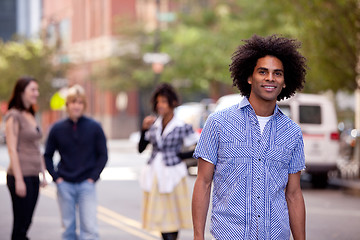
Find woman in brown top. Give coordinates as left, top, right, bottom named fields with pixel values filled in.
left=5, top=77, right=47, bottom=240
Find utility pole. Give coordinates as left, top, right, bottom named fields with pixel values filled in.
left=355, top=89, right=360, bottom=178
left=355, top=0, right=360, bottom=178
left=153, top=0, right=161, bottom=84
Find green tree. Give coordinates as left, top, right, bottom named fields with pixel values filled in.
left=93, top=1, right=297, bottom=99
left=0, top=39, right=68, bottom=110
left=158, top=0, right=301, bottom=98
left=280, top=0, right=359, bottom=92
left=90, top=16, right=154, bottom=92
left=160, top=0, right=359, bottom=95
left=95, top=0, right=358, bottom=99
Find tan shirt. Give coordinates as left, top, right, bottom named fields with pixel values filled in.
left=5, top=109, right=43, bottom=176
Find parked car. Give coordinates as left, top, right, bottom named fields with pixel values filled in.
left=214, top=94, right=244, bottom=112
left=0, top=122, right=6, bottom=144
left=175, top=99, right=215, bottom=133
left=339, top=128, right=357, bottom=160
left=174, top=102, right=204, bottom=175
left=214, top=93, right=340, bottom=187
left=174, top=102, right=204, bottom=134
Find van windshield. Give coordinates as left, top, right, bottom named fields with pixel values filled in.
left=299, top=105, right=322, bottom=124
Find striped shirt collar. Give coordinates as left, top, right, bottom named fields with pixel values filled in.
left=238, top=96, right=284, bottom=118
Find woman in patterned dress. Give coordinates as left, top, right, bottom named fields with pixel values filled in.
left=138, top=83, right=198, bottom=240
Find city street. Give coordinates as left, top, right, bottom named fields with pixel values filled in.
left=0, top=140, right=360, bottom=240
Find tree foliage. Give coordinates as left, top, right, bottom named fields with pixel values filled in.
left=0, top=38, right=69, bottom=110
left=90, top=17, right=154, bottom=92
left=159, top=0, right=300, bottom=98
left=279, top=0, right=359, bottom=92
left=161, top=0, right=359, bottom=94
left=96, top=0, right=359, bottom=98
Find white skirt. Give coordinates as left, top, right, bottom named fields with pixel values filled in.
left=139, top=152, right=188, bottom=193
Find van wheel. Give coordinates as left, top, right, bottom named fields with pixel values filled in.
left=311, top=173, right=328, bottom=188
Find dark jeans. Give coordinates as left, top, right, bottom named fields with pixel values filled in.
left=7, top=174, right=40, bottom=240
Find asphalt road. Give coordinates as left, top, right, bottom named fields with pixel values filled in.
left=0, top=140, right=360, bottom=240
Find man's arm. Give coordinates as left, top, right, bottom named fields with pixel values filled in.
left=285, top=171, right=306, bottom=240
left=192, top=158, right=215, bottom=240
left=90, top=124, right=108, bottom=182
left=44, top=128, right=59, bottom=182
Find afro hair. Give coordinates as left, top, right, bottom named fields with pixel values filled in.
left=229, top=34, right=307, bottom=101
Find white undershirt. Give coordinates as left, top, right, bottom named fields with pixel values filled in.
left=257, top=115, right=271, bottom=134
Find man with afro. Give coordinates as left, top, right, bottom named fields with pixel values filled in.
left=192, top=34, right=307, bottom=240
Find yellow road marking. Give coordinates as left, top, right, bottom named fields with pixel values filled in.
left=97, top=214, right=158, bottom=240
left=97, top=205, right=142, bottom=229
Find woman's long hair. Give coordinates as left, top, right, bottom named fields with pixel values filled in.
left=8, top=76, right=37, bottom=116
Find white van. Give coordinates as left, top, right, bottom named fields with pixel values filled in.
left=278, top=93, right=340, bottom=187
left=214, top=93, right=340, bottom=187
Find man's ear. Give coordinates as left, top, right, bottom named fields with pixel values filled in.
left=247, top=76, right=252, bottom=85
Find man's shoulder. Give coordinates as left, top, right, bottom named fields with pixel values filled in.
left=276, top=112, right=302, bottom=133
left=80, top=116, right=104, bottom=133
left=51, top=119, right=68, bottom=129
left=47, top=119, right=68, bottom=137
left=82, top=116, right=102, bottom=127
left=211, top=104, right=240, bottom=119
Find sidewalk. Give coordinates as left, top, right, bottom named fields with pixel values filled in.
left=0, top=139, right=198, bottom=240
left=329, top=177, right=360, bottom=195
left=1, top=139, right=360, bottom=240
left=330, top=158, right=360, bottom=194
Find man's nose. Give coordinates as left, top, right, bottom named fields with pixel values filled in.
left=265, top=73, right=275, bottom=81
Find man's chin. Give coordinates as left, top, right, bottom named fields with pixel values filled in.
left=69, top=113, right=82, bottom=119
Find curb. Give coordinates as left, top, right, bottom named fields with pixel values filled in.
left=328, top=177, right=360, bottom=194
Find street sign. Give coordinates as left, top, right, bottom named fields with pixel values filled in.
left=157, top=12, right=176, bottom=22
left=51, top=78, right=68, bottom=88
left=143, top=52, right=170, bottom=64
left=50, top=91, right=66, bottom=110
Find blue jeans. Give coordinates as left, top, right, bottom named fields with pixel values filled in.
left=57, top=180, right=99, bottom=240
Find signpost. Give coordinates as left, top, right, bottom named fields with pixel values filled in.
left=142, top=52, right=171, bottom=65
left=143, top=52, right=171, bottom=74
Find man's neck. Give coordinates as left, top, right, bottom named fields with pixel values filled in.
left=248, top=97, right=276, bottom=117
left=69, top=116, right=82, bottom=123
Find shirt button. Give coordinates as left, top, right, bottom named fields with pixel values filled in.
left=258, top=215, right=261, bottom=218
left=257, top=196, right=260, bottom=199
left=257, top=177, right=260, bottom=180
left=258, top=159, right=261, bottom=161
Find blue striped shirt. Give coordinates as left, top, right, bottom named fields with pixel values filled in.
left=193, top=97, right=305, bottom=240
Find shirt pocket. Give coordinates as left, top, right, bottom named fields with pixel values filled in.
left=219, top=128, right=247, bottom=147
left=218, top=139, right=251, bottom=157
left=266, top=145, right=291, bottom=189
left=214, top=157, right=251, bottom=200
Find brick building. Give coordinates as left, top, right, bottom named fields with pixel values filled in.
left=40, top=0, right=173, bottom=139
